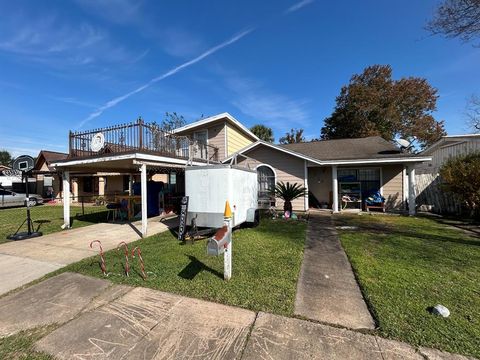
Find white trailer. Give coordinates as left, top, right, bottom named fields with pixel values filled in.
left=185, top=165, right=258, bottom=229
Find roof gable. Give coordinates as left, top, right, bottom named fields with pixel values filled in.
left=173, top=112, right=259, bottom=141
left=35, top=150, right=68, bottom=171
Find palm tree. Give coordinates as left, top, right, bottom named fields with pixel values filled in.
left=274, top=181, right=306, bottom=213
left=250, top=124, right=274, bottom=142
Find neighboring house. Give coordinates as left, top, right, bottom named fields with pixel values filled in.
left=416, top=134, right=480, bottom=174
left=0, top=165, right=22, bottom=190
left=34, top=150, right=68, bottom=198
left=52, top=113, right=430, bottom=236
left=416, top=134, right=480, bottom=214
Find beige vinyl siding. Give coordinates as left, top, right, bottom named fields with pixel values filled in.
left=418, top=138, right=480, bottom=174
left=207, top=122, right=227, bottom=160
left=237, top=146, right=307, bottom=211
left=382, top=164, right=404, bottom=209
left=178, top=121, right=228, bottom=161
left=226, top=123, right=255, bottom=156
left=308, top=167, right=332, bottom=204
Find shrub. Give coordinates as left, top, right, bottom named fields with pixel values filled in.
left=440, top=152, right=480, bottom=218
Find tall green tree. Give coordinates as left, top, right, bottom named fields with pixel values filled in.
left=321, top=65, right=446, bottom=149
left=426, top=0, right=480, bottom=45
left=0, top=150, right=12, bottom=166
left=279, top=129, right=305, bottom=144
left=250, top=124, right=274, bottom=142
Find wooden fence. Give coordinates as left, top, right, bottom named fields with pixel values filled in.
left=415, top=173, right=462, bottom=214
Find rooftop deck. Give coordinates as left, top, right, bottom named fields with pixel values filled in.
left=68, top=119, right=219, bottom=164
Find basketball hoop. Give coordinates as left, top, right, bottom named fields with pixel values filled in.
left=7, top=155, right=42, bottom=240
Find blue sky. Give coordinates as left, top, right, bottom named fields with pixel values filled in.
left=0, top=0, right=479, bottom=157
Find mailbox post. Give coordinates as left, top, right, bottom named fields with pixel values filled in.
left=223, top=201, right=232, bottom=280
left=206, top=201, right=233, bottom=280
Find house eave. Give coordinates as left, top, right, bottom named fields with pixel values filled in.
left=52, top=152, right=207, bottom=169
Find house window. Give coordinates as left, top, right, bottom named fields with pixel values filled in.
left=257, top=165, right=275, bottom=201
left=338, top=168, right=381, bottom=199
left=193, top=130, right=208, bottom=144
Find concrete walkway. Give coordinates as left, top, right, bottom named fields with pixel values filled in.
left=0, top=273, right=472, bottom=359
left=294, top=212, right=376, bottom=329
left=0, top=216, right=177, bottom=296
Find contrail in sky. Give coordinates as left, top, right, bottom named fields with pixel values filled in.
left=285, top=0, right=314, bottom=14
left=78, top=27, right=254, bottom=128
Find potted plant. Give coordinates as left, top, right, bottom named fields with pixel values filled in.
left=273, top=181, right=306, bottom=214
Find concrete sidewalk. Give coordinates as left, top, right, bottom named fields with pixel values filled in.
left=0, top=216, right=177, bottom=296
left=0, top=273, right=472, bottom=359
left=294, top=212, right=376, bottom=329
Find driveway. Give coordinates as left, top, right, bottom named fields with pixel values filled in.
left=0, top=216, right=177, bottom=296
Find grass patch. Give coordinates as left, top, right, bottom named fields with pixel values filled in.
left=335, top=214, right=480, bottom=358
left=62, top=218, right=307, bottom=316
left=0, top=205, right=108, bottom=244
left=0, top=326, right=54, bottom=360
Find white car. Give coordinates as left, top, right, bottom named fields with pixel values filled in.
left=0, top=189, right=44, bottom=208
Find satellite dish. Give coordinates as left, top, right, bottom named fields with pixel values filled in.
left=12, top=155, right=35, bottom=173
left=91, top=132, right=105, bottom=152
left=396, top=138, right=411, bottom=149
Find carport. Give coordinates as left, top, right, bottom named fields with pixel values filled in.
left=52, top=119, right=220, bottom=237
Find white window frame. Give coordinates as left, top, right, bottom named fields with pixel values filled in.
left=255, top=164, right=277, bottom=206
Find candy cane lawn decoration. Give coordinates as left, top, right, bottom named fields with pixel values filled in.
left=90, top=240, right=107, bottom=276
left=131, top=246, right=147, bottom=280
left=117, top=241, right=130, bottom=277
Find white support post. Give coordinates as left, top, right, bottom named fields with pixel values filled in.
left=304, top=160, right=309, bottom=211
left=224, top=217, right=232, bottom=281
left=332, top=165, right=339, bottom=213
left=402, top=166, right=408, bottom=210
left=407, top=165, right=416, bottom=216
left=63, top=171, right=70, bottom=228
left=141, top=164, right=148, bottom=237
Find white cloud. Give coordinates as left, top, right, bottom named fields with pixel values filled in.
left=0, top=12, right=146, bottom=67
left=225, top=76, right=310, bottom=130
left=285, top=0, right=314, bottom=14
left=79, top=28, right=254, bottom=128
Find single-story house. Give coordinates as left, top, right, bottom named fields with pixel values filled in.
left=52, top=112, right=430, bottom=236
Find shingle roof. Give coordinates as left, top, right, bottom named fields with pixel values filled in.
left=281, top=136, right=416, bottom=161
left=35, top=150, right=68, bottom=171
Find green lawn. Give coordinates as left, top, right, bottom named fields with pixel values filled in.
left=335, top=214, right=480, bottom=358
left=0, top=326, right=53, bottom=360
left=0, top=205, right=108, bottom=244
left=62, top=218, right=307, bottom=316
